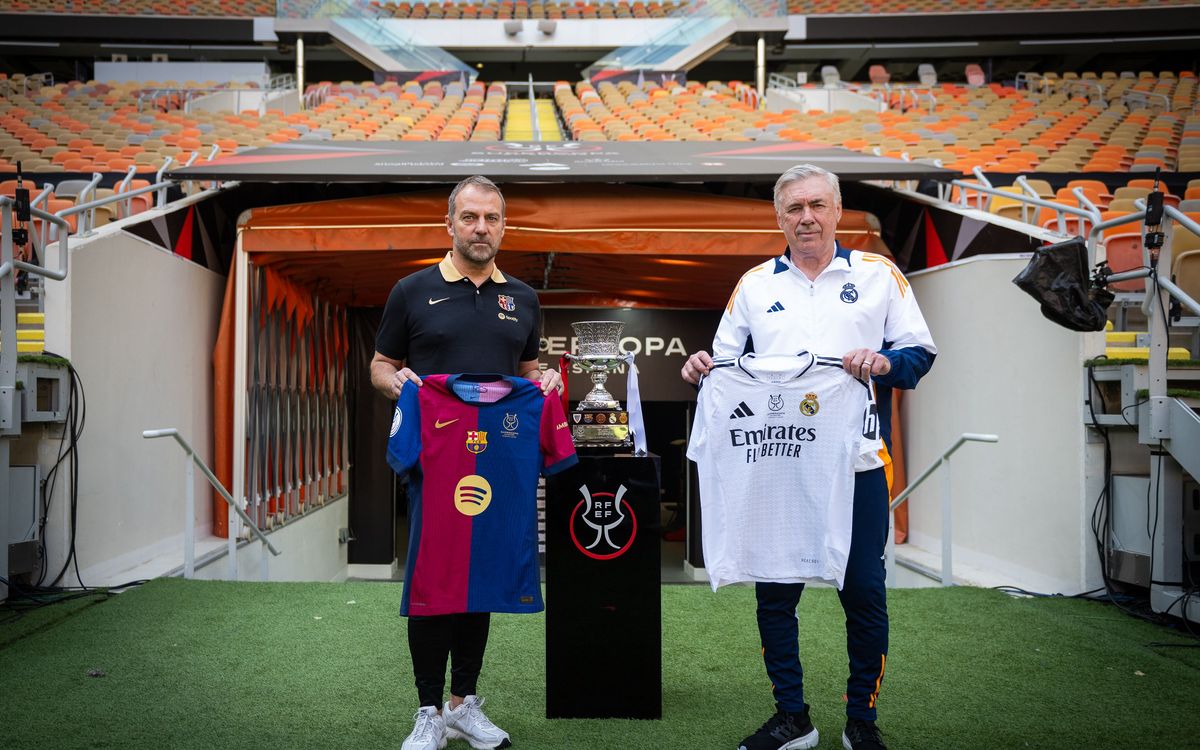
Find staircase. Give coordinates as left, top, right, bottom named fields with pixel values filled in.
left=503, top=98, right=563, bottom=141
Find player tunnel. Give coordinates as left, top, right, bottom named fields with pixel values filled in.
left=213, top=183, right=896, bottom=572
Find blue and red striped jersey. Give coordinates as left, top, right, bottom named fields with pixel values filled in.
left=387, top=374, right=578, bottom=616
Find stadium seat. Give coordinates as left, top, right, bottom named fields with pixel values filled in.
left=1106, top=198, right=1143, bottom=213
left=1174, top=250, right=1200, bottom=304
left=1102, top=233, right=1148, bottom=291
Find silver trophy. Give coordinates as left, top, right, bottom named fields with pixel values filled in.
left=565, top=321, right=631, bottom=448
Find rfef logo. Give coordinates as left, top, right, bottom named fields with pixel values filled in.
left=569, top=484, right=637, bottom=560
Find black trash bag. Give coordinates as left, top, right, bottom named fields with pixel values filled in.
left=1012, top=237, right=1115, bottom=332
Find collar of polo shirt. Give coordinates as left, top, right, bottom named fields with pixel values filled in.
left=439, top=252, right=507, bottom=284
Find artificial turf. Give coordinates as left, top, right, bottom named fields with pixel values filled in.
left=1, top=578, right=1197, bottom=749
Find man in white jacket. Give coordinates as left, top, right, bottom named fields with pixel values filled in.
left=681, top=164, right=937, bottom=750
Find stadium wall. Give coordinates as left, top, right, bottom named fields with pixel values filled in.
left=191, top=497, right=349, bottom=583
left=42, top=229, right=225, bottom=586
left=92, top=61, right=269, bottom=85
left=903, top=254, right=1106, bottom=595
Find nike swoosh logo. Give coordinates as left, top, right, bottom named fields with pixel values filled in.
left=434, top=419, right=459, bottom=429
left=428, top=297, right=451, bottom=305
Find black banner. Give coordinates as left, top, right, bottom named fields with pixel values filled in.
left=545, top=453, right=662, bottom=719
left=169, top=141, right=958, bottom=184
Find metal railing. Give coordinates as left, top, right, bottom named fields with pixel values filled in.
left=890, top=86, right=936, bottom=114
left=1013, top=71, right=1042, bottom=94
left=267, top=73, right=296, bottom=92
left=1064, top=79, right=1106, bottom=106
left=142, top=428, right=281, bottom=581
left=36, top=151, right=222, bottom=248
left=526, top=74, right=542, bottom=142
left=241, top=263, right=349, bottom=538
left=1089, top=204, right=1200, bottom=319
left=945, top=167, right=1102, bottom=234
left=767, top=72, right=798, bottom=90
left=1122, top=90, right=1171, bottom=112
left=303, top=83, right=332, bottom=110
left=888, top=432, right=999, bottom=586
left=55, top=177, right=174, bottom=240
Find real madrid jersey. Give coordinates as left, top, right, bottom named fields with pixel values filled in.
left=387, top=374, right=578, bottom=616
left=687, top=353, right=876, bottom=590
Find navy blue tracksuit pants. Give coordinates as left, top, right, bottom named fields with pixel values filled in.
left=755, top=466, right=890, bottom=721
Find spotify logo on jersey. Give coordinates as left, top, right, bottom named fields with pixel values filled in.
left=454, top=475, right=493, bottom=516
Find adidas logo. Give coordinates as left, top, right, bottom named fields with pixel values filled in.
left=729, top=401, right=755, bottom=419
left=767, top=301, right=785, bottom=313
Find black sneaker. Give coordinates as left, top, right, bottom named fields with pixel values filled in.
left=842, top=718, right=887, bottom=750
left=737, top=703, right=819, bottom=750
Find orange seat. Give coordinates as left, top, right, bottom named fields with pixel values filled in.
left=116, top=179, right=153, bottom=215
left=1103, top=233, right=1147, bottom=291
left=1099, top=210, right=1142, bottom=240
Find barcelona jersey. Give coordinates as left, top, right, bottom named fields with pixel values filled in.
left=387, top=374, right=578, bottom=616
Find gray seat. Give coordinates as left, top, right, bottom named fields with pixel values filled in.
left=53, top=179, right=93, bottom=200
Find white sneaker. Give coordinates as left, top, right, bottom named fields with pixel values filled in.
left=442, top=695, right=512, bottom=750
left=401, top=706, right=447, bottom=750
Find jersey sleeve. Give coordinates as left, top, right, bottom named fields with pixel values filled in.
left=539, top=389, right=578, bottom=476
left=386, top=380, right=422, bottom=475
left=375, top=280, right=410, bottom=361
left=712, top=269, right=758, bottom=358
left=876, top=264, right=937, bottom=390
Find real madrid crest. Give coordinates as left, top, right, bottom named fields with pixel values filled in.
left=840, top=283, right=859, bottom=304
left=800, top=392, right=820, bottom=417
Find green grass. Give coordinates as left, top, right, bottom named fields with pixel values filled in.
left=1, top=579, right=1197, bottom=749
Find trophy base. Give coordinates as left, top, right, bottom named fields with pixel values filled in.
left=570, top=409, right=631, bottom=448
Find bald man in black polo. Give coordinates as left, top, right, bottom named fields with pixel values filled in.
left=371, top=175, right=562, bottom=750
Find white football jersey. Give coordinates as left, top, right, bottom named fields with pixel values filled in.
left=687, top=352, right=877, bottom=590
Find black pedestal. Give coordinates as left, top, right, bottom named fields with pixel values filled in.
left=545, top=452, right=662, bottom=719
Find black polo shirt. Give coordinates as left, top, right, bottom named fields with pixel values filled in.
left=375, top=252, right=541, bottom=376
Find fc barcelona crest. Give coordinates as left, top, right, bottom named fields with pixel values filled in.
left=466, top=430, right=488, bottom=454
left=497, top=294, right=516, bottom=312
